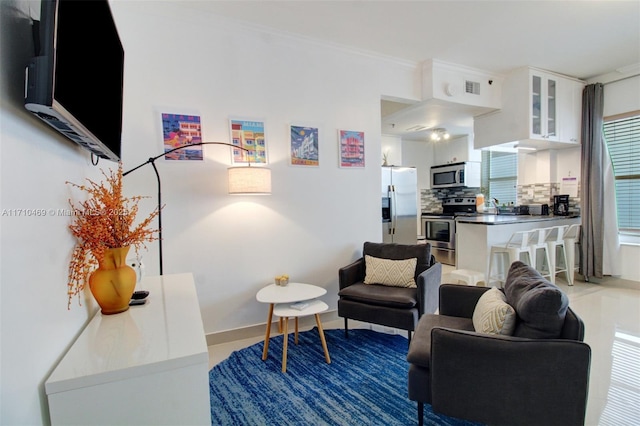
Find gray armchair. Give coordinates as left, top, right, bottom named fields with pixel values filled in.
left=407, top=262, right=591, bottom=426
left=338, top=242, right=442, bottom=343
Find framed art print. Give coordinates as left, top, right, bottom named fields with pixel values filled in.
left=161, top=113, right=203, bottom=160
left=229, top=118, right=268, bottom=164
left=338, top=130, right=365, bottom=168
left=290, top=124, right=319, bottom=166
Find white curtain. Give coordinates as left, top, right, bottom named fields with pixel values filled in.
left=602, top=142, right=621, bottom=276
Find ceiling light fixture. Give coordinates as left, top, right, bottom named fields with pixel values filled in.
left=430, top=128, right=450, bottom=141
left=514, top=144, right=536, bottom=151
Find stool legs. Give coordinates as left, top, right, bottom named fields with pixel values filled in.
left=548, top=243, right=571, bottom=285
left=565, top=238, right=577, bottom=286
left=533, top=245, right=552, bottom=281
left=487, top=248, right=532, bottom=288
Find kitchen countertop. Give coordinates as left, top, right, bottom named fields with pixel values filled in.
left=455, top=214, right=580, bottom=225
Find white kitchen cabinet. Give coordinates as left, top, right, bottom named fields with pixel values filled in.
left=474, top=67, right=584, bottom=150
left=531, top=72, right=558, bottom=140
left=45, top=273, right=211, bottom=425
left=558, top=78, right=584, bottom=144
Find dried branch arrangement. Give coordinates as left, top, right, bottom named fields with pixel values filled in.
left=66, top=164, right=159, bottom=308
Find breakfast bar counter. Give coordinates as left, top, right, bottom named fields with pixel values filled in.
left=456, top=214, right=580, bottom=225
left=455, top=215, right=580, bottom=281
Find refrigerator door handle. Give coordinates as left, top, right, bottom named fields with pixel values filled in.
left=390, top=184, right=397, bottom=235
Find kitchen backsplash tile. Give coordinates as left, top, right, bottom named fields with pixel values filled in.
left=421, top=183, right=580, bottom=214
left=421, top=187, right=480, bottom=213
left=518, top=182, right=581, bottom=212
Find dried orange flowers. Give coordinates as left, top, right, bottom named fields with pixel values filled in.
left=66, top=164, right=159, bottom=309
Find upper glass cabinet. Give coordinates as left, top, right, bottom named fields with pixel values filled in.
left=531, top=73, right=557, bottom=140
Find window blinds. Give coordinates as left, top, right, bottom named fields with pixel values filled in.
left=481, top=150, right=518, bottom=205
left=603, top=115, right=640, bottom=232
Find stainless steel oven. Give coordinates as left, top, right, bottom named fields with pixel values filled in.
left=422, top=215, right=456, bottom=266
left=421, top=197, right=477, bottom=266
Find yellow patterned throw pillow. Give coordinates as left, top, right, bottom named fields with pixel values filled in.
left=472, top=288, right=516, bottom=335
left=363, top=255, right=417, bottom=288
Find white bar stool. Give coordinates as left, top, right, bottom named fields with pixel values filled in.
left=530, top=227, right=553, bottom=281
left=563, top=224, right=581, bottom=285
left=449, top=269, right=485, bottom=286
left=545, top=225, right=570, bottom=284
left=487, top=230, right=534, bottom=287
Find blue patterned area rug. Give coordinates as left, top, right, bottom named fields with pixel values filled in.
left=209, top=328, right=481, bottom=425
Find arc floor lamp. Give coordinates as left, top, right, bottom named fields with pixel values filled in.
left=123, top=142, right=271, bottom=275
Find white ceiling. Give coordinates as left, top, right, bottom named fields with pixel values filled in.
left=183, top=0, right=640, bottom=141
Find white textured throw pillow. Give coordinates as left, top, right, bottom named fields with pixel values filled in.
left=363, top=255, right=417, bottom=288
left=472, top=288, right=516, bottom=335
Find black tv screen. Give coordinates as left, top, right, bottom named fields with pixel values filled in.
left=25, top=0, right=124, bottom=162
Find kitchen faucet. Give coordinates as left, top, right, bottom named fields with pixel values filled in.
left=491, top=198, right=500, bottom=214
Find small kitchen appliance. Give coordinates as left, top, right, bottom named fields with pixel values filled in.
left=553, top=195, right=570, bottom=216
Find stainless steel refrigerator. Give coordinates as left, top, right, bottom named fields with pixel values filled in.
left=382, top=166, right=418, bottom=244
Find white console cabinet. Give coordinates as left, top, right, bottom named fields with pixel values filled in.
left=45, top=273, right=211, bottom=425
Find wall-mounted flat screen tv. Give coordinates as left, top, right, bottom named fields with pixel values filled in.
left=25, top=0, right=124, bottom=162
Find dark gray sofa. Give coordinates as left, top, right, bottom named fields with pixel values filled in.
left=338, top=242, right=442, bottom=342
left=407, top=261, right=591, bottom=426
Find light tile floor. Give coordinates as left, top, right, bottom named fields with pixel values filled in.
left=208, top=266, right=640, bottom=425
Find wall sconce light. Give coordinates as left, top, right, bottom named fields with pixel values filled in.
left=123, top=142, right=271, bottom=274
left=430, top=128, right=450, bottom=141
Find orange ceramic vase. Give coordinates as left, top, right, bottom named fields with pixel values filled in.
left=89, top=246, right=137, bottom=315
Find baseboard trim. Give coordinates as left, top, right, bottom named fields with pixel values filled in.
left=206, top=310, right=341, bottom=346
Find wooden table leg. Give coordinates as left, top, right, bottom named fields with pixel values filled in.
left=278, top=317, right=283, bottom=333
left=282, top=316, right=289, bottom=373
left=315, top=313, right=331, bottom=364
left=262, top=303, right=274, bottom=361
left=295, top=317, right=299, bottom=345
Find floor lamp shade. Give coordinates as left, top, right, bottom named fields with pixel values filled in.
left=228, top=166, right=272, bottom=194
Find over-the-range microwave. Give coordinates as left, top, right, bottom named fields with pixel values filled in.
left=430, top=161, right=481, bottom=189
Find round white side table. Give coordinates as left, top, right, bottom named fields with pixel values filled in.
left=256, top=283, right=328, bottom=372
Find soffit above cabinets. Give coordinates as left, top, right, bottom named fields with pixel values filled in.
left=381, top=98, right=487, bottom=142
left=381, top=59, right=503, bottom=142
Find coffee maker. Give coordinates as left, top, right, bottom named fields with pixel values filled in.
left=553, top=195, right=570, bottom=216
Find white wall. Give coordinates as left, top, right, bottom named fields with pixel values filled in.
left=111, top=1, right=413, bottom=333
left=402, top=140, right=433, bottom=191
left=518, top=147, right=581, bottom=185
left=603, top=76, right=640, bottom=117
left=0, top=2, right=418, bottom=424
left=433, top=135, right=482, bottom=165
left=1, top=2, right=104, bottom=424
left=381, top=134, right=402, bottom=166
